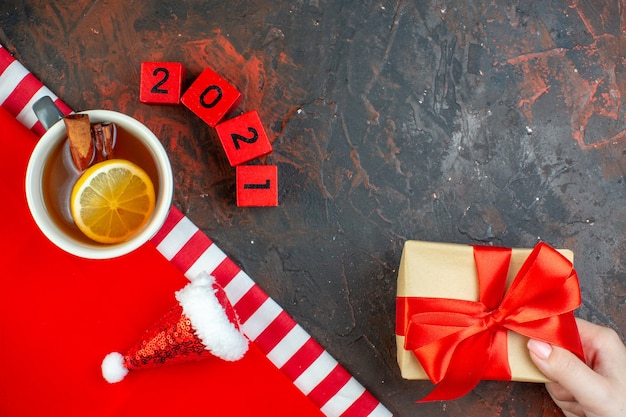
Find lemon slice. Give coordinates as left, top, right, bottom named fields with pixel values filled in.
left=70, top=159, right=156, bottom=244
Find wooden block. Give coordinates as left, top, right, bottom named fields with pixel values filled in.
left=181, top=67, right=241, bottom=127
left=215, top=110, right=273, bottom=166
left=236, top=165, right=278, bottom=207
left=139, top=62, right=185, bottom=104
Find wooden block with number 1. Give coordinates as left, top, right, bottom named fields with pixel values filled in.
left=236, top=165, right=278, bottom=207
left=181, top=67, right=242, bottom=127
left=215, top=110, right=273, bottom=166
left=140, top=62, right=185, bottom=104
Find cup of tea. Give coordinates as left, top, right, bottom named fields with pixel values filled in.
left=25, top=108, right=174, bottom=259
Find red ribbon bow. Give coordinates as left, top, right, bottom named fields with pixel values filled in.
left=397, top=243, right=584, bottom=402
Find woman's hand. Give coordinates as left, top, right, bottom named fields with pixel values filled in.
left=527, top=318, right=626, bottom=417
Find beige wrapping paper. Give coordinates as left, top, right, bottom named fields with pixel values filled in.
left=396, top=240, right=574, bottom=383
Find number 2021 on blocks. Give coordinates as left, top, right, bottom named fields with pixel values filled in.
left=140, top=62, right=277, bottom=207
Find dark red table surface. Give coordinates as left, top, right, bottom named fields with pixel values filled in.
left=1, top=1, right=625, bottom=416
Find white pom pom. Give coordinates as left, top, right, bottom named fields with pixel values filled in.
left=101, top=352, right=129, bottom=383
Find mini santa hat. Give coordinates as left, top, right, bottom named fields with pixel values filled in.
left=102, top=272, right=248, bottom=383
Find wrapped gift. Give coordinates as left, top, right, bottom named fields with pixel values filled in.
left=396, top=240, right=584, bottom=402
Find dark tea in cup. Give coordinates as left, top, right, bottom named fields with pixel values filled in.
left=26, top=110, right=173, bottom=259
left=42, top=123, right=160, bottom=244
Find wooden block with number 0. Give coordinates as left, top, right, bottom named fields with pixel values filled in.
left=236, top=165, right=278, bottom=207
left=181, top=67, right=242, bottom=127
left=140, top=62, right=185, bottom=104
left=215, top=110, right=273, bottom=166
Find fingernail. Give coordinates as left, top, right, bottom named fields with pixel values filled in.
left=527, top=339, right=553, bottom=360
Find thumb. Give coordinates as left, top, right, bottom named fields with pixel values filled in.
left=527, top=339, right=608, bottom=406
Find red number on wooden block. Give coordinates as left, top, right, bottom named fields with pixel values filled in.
left=181, top=67, right=241, bottom=127
left=236, top=165, right=278, bottom=207
left=215, top=110, right=273, bottom=166
left=140, top=62, right=185, bottom=104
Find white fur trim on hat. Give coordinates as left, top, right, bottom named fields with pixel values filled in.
left=101, top=352, right=129, bottom=383
left=175, top=273, right=248, bottom=361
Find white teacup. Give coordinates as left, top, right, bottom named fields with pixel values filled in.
left=25, top=109, right=173, bottom=259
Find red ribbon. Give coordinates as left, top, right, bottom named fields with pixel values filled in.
left=396, top=243, right=584, bottom=402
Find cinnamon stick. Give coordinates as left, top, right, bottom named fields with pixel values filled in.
left=92, top=123, right=117, bottom=163
left=101, top=123, right=117, bottom=160
left=92, top=122, right=105, bottom=164
left=64, top=114, right=94, bottom=171
left=64, top=116, right=118, bottom=170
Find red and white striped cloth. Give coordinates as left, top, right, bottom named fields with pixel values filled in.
left=0, top=46, right=72, bottom=135
left=0, top=44, right=393, bottom=417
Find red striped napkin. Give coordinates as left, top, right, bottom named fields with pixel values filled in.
left=0, top=47, right=72, bottom=135
left=0, top=44, right=392, bottom=417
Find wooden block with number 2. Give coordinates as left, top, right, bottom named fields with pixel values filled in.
left=140, top=62, right=185, bottom=104
left=215, top=110, right=273, bottom=166
left=236, top=165, right=278, bottom=207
